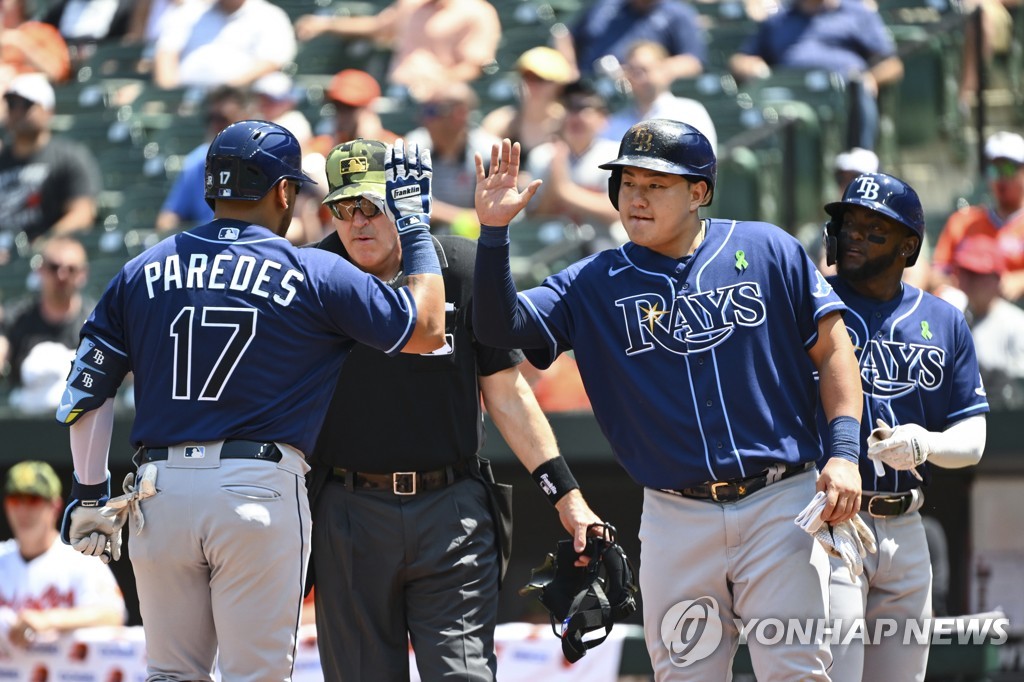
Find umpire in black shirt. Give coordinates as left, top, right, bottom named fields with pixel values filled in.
left=308, top=139, right=601, bottom=681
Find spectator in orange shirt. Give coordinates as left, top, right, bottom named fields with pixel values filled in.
left=933, top=131, right=1024, bottom=302
left=295, top=0, right=500, bottom=98
left=307, top=69, right=397, bottom=158
left=0, top=21, right=71, bottom=87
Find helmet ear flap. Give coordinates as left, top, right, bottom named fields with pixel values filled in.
left=824, top=219, right=839, bottom=266
left=607, top=169, right=621, bottom=210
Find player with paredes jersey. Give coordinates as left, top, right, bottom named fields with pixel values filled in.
left=53, top=121, right=445, bottom=681
left=471, top=122, right=865, bottom=681
left=821, top=173, right=988, bottom=682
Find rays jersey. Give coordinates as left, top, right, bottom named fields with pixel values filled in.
left=509, top=219, right=847, bottom=489
left=820, top=277, right=989, bottom=491
left=74, top=219, right=418, bottom=454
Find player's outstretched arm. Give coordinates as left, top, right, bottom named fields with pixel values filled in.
left=384, top=139, right=446, bottom=354
left=481, top=367, right=601, bottom=552
left=472, top=140, right=549, bottom=349
left=807, top=311, right=863, bottom=525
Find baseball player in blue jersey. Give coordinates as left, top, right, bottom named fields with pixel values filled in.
left=471, top=121, right=865, bottom=681
left=821, top=173, right=988, bottom=682
left=52, top=121, right=445, bottom=682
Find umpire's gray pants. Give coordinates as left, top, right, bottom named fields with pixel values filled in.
left=829, top=511, right=932, bottom=682
left=313, top=476, right=499, bottom=682
left=639, top=469, right=832, bottom=681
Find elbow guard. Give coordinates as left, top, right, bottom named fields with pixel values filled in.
left=56, top=337, right=128, bottom=425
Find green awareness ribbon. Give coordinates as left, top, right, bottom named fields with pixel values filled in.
left=921, top=321, right=932, bottom=340
left=735, top=250, right=748, bottom=271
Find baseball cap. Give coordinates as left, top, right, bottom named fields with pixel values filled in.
left=5, top=73, right=55, bottom=111
left=322, top=139, right=387, bottom=205
left=984, top=131, right=1024, bottom=164
left=252, top=72, right=295, bottom=102
left=516, top=47, right=573, bottom=84
left=4, top=461, right=61, bottom=500
left=953, top=235, right=1006, bottom=275
left=834, top=148, right=880, bottom=175
left=326, top=69, right=381, bottom=108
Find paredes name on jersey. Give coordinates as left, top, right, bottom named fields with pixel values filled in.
left=142, top=253, right=304, bottom=305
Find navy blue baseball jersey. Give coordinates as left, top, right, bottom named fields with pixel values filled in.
left=76, top=219, right=419, bottom=454
left=820, top=277, right=989, bottom=491
left=476, top=219, right=847, bottom=489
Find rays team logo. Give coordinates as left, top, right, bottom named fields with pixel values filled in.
left=847, top=329, right=946, bottom=398
left=661, top=596, right=723, bottom=667
left=853, top=175, right=880, bottom=200
left=617, top=283, right=767, bottom=356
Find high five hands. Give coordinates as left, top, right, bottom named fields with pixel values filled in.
left=474, top=139, right=542, bottom=228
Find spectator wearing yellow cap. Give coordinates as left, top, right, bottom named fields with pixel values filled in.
left=1, top=461, right=125, bottom=652
left=482, top=47, right=574, bottom=168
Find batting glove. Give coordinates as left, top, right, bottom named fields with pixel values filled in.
left=107, top=464, right=158, bottom=534
left=795, top=491, right=877, bottom=577
left=867, top=418, right=929, bottom=480
left=384, top=139, right=432, bottom=234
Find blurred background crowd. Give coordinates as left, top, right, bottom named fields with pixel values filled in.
left=0, top=0, right=1021, bottom=417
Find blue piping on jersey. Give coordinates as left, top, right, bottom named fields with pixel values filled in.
left=684, top=355, right=717, bottom=481
left=804, top=301, right=846, bottom=348
left=181, top=231, right=287, bottom=246
left=519, top=293, right=559, bottom=366
left=710, top=350, right=746, bottom=477
left=619, top=247, right=675, bottom=286
left=383, top=288, right=416, bottom=355
left=947, top=403, right=989, bottom=420
left=693, top=220, right=747, bottom=476
left=89, top=334, right=129, bottom=357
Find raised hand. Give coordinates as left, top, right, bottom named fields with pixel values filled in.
left=474, top=138, right=542, bottom=228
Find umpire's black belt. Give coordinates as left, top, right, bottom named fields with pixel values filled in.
left=660, top=462, right=812, bottom=503
left=141, top=440, right=282, bottom=463
left=861, top=490, right=923, bottom=518
left=330, top=460, right=471, bottom=495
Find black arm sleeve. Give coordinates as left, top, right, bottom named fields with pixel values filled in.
left=473, top=226, right=550, bottom=350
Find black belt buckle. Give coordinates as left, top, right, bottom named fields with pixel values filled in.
left=393, top=472, right=416, bottom=495
left=866, top=495, right=905, bottom=518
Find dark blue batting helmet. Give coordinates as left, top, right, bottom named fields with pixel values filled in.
left=599, top=119, right=717, bottom=208
left=824, top=172, right=925, bottom=266
left=204, top=120, right=315, bottom=208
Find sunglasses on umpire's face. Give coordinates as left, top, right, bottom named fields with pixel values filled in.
left=327, top=196, right=384, bottom=221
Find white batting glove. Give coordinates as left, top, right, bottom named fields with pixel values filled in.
left=106, top=464, right=158, bottom=534
left=384, top=139, right=432, bottom=234
left=795, top=492, right=877, bottom=577
left=68, top=504, right=127, bottom=564
left=812, top=516, right=877, bottom=577
left=868, top=419, right=929, bottom=480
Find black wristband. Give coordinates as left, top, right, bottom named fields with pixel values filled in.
left=531, top=457, right=579, bottom=506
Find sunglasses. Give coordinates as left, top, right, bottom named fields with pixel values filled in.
left=328, top=196, right=383, bottom=221
left=41, top=260, right=83, bottom=275
left=4, top=94, right=35, bottom=111
left=5, top=493, right=50, bottom=506
left=986, top=160, right=1021, bottom=181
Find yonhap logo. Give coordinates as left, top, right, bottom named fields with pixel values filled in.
left=391, top=185, right=421, bottom=199
left=661, top=596, right=723, bottom=667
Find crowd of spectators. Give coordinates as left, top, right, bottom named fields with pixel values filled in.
left=0, top=0, right=1020, bottom=416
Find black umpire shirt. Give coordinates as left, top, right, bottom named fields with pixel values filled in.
left=311, top=233, right=524, bottom=472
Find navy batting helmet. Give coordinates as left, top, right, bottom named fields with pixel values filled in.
left=823, top=172, right=925, bottom=266
left=599, top=119, right=716, bottom=209
left=205, top=120, right=315, bottom=208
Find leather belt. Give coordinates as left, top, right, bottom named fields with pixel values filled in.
left=142, top=440, right=282, bottom=463
left=862, top=489, right=924, bottom=518
left=660, top=462, right=813, bottom=503
left=330, top=461, right=470, bottom=495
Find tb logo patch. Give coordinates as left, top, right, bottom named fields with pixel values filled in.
left=853, top=176, right=880, bottom=201
left=616, top=282, right=767, bottom=356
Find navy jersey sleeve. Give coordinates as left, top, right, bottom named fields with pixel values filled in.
left=310, top=254, right=418, bottom=357
left=945, top=312, right=990, bottom=424
left=82, top=269, right=132, bottom=369
left=778, top=231, right=848, bottom=348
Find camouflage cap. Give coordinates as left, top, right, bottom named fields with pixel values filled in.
left=323, top=139, right=387, bottom=205
left=5, top=461, right=61, bottom=500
